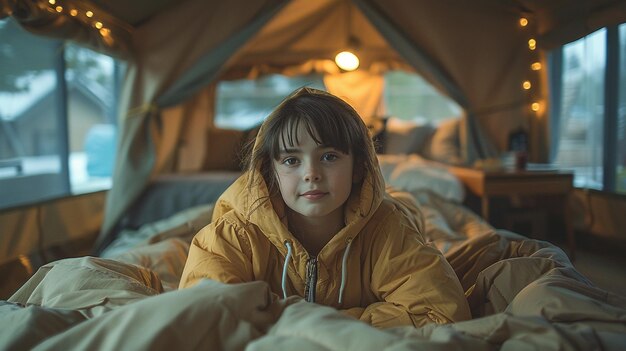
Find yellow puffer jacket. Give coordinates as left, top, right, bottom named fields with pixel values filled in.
left=180, top=166, right=470, bottom=328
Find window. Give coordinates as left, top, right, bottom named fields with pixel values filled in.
left=215, top=71, right=461, bottom=130
left=0, top=18, right=67, bottom=209
left=215, top=74, right=325, bottom=130
left=551, top=25, right=626, bottom=194
left=65, top=43, right=122, bottom=194
left=555, top=29, right=606, bottom=189
left=0, top=18, right=124, bottom=210
left=383, top=70, right=462, bottom=123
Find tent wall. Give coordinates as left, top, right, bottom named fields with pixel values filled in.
left=570, top=189, right=626, bottom=242
left=3, top=0, right=626, bottom=257
left=357, top=0, right=546, bottom=161
left=0, top=191, right=105, bottom=298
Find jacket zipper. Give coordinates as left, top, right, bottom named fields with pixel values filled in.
left=304, top=256, right=318, bottom=303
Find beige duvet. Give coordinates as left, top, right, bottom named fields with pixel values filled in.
left=1, top=191, right=625, bottom=351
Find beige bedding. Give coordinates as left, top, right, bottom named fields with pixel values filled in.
left=2, top=189, right=626, bottom=350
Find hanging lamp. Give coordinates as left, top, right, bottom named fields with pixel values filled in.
left=335, top=2, right=360, bottom=71
left=335, top=36, right=360, bottom=71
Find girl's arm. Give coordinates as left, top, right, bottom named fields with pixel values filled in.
left=179, top=217, right=254, bottom=289
left=355, top=210, right=471, bottom=328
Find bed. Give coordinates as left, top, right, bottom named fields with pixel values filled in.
left=1, top=155, right=625, bottom=350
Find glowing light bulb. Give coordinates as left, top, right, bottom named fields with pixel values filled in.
left=520, top=18, right=528, bottom=27
left=531, top=62, right=542, bottom=70
left=523, top=81, right=532, bottom=90
left=95, top=21, right=103, bottom=29
left=86, top=11, right=93, bottom=18
left=531, top=102, right=540, bottom=112
left=100, top=28, right=110, bottom=36
left=55, top=6, right=63, bottom=12
left=335, top=51, right=360, bottom=71
left=49, top=0, right=56, bottom=5
left=528, top=38, right=536, bottom=50
left=70, top=9, right=78, bottom=16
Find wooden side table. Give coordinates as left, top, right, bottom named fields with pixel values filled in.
left=448, top=166, right=576, bottom=259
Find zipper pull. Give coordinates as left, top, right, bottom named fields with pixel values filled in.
left=305, top=256, right=318, bottom=303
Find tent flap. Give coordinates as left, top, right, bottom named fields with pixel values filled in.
left=95, top=0, right=290, bottom=253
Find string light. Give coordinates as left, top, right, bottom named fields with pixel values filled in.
left=518, top=16, right=543, bottom=116
left=45, top=0, right=120, bottom=46
left=531, top=102, right=540, bottom=112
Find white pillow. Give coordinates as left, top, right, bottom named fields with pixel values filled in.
left=383, top=117, right=435, bottom=154
left=377, top=154, right=465, bottom=203
left=422, top=117, right=463, bottom=165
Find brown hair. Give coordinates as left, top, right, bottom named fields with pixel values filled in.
left=243, top=87, right=381, bottom=201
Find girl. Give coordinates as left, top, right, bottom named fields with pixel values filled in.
left=179, top=87, right=470, bottom=328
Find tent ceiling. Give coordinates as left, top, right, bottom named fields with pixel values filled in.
left=61, top=0, right=407, bottom=74
left=518, top=0, right=626, bottom=47
left=66, top=0, right=626, bottom=50
left=3, top=0, right=624, bottom=64
left=87, top=0, right=182, bottom=27
left=228, top=0, right=407, bottom=75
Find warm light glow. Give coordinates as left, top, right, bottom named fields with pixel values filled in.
left=335, top=51, right=360, bottom=71
left=531, top=102, right=540, bottom=112
left=48, top=0, right=56, bottom=5
left=519, top=18, right=528, bottom=27
left=99, top=28, right=110, bottom=36
left=531, top=62, right=542, bottom=70
left=528, top=38, right=537, bottom=50
left=55, top=6, right=63, bottom=12
left=70, top=9, right=78, bottom=16
left=86, top=11, right=94, bottom=18
left=95, top=21, right=103, bottom=29
left=523, top=81, right=532, bottom=90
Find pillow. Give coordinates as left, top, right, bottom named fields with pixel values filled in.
left=422, top=117, right=463, bottom=165
left=204, top=126, right=259, bottom=171
left=377, top=154, right=465, bottom=203
left=383, top=117, right=435, bottom=155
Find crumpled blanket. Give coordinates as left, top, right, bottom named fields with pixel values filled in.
left=1, top=192, right=626, bottom=350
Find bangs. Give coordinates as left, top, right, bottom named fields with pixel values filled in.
left=268, top=96, right=358, bottom=160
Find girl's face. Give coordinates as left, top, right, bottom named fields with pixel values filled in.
left=273, top=122, right=354, bottom=221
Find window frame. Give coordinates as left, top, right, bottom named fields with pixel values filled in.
left=0, top=39, right=69, bottom=209
left=0, top=22, right=124, bottom=211
left=603, top=25, right=619, bottom=192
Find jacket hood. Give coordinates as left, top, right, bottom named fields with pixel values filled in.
left=213, top=123, right=386, bottom=258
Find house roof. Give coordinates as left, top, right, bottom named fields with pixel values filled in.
left=0, top=70, right=112, bottom=122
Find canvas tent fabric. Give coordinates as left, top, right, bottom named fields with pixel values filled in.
left=3, top=0, right=626, bottom=253
left=94, top=0, right=288, bottom=252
